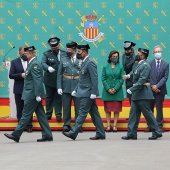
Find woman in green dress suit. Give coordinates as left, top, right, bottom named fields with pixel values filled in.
left=101, top=50, right=125, bottom=132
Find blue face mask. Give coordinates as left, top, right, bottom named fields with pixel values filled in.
left=111, top=58, right=118, bottom=64
left=154, top=53, right=162, bottom=59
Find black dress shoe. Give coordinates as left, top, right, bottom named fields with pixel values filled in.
left=56, top=115, right=62, bottom=122
left=62, top=132, right=75, bottom=140
left=62, top=129, right=70, bottom=132
left=89, top=136, right=105, bottom=140
left=4, top=133, right=19, bottom=142
left=122, top=136, right=137, bottom=140
left=148, top=134, right=162, bottom=140
left=79, top=128, right=83, bottom=133
left=27, top=128, right=33, bottom=133
left=37, top=137, right=53, bottom=142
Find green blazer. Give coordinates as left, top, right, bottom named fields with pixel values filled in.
left=57, top=56, right=81, bottom=93
left=41, top=49, right=66, bottom=88
left=22, top=57, right=45, bottom=100
left=129, top=60, right=154, bottom=100
left=101, top=63, right=125, bottom=101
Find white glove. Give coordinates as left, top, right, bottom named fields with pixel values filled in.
left=58, top=89, right=63, bottom=95
left=48, top=66, right=55, bottom=73
left=127, top=89, right=132, bottom=94
left=122, top=74, right=130, bottom=79
left=90, top=94, right=96, bottom=99
left=71, top=91, right=76, bottom=96
left=36, top=96, right=41, bottom=102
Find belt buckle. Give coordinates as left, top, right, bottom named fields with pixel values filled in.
left=71, top=76, right=74, bottom=79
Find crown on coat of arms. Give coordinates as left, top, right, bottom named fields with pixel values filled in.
left=85, top=14, right=97, bottom=21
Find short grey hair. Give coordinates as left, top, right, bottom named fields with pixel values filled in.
left=19, top=46, right=27, bottom=52
left=153, top=45, right=163, bottom=53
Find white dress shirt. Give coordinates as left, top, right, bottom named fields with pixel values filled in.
left=20, top=58, right=27, bottom=72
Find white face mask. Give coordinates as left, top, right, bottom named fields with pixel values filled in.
left=154, top=53, right=162, bottom=59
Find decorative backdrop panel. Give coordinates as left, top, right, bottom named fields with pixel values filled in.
left=0, top=0, right=170, bottom=98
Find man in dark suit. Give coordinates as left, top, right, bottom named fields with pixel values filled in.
left=62, top=44, right=105, bottom=140
left=41, top=37, right=66, bottom=121
left=122, top=48, right=162, bottom=140
left=9, top=46, right=33, bottom=132
left=4, top=46, right=53, bottom=142
left=144, top=45, right=169, bottom=132
left=57, top=42, right=82, bottom=132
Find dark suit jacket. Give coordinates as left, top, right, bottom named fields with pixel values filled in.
left=149, top=59, right=169, bottom=95
left=9, top=57, right=25, bottom=94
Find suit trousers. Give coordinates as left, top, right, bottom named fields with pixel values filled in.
left=12, top=99, right=52, bottom=139
left=15, top=94, right=33, bottom=128
left=127, top=100, right=162, bottom=137
left=45, top=85, right=62, bottom=119
left=69, top=97, right=105, bottom=139
left=62, top=93, right=80, bottom=130
left=150, top=93, right=165, bottom=127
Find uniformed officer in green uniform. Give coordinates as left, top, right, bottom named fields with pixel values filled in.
left=62, top=44, right=106, bottom=140
left=57, top=42, right=81, bottom=132
left=41, top=37, right=66, bottom=121
left=122, top=41, right=136, bottom=119
left=4, top=46, right=53, bottom=142
left=122, top=48, right=162, bottom=140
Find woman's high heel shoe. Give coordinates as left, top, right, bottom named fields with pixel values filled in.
left=113, top=126, right=117, bottom=132
left=105, top=125, right=112, bottom=132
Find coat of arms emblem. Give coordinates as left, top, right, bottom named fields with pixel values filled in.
left=78, top=14, right=104, bottom=42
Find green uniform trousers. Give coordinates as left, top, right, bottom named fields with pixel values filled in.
left=69, top=97, right=105, bottom=139
left=12, top=99, right=52, bottom=139
left=45, top=85, right=62, bottom=119
left=127, top=100, right=162, bottom=138
left=62, top=93, right=80, bottom=130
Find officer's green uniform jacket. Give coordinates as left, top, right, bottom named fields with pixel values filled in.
left=57, top=56, right=81, bottom=93
left=41, top=49, right=66, bottom=88
left=74, top=57, right=99, bottom=97
left=22, top=57, right=45, bottom=100
left=129, top=60, right=154, bottom=100
left=101, top=63, right=125, bottom=101
left=122, top=53, right=135, bottom=98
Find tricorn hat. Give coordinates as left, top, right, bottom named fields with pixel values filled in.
left=24, top=46, right=36, bottom=52
left=66, top=42, right=77, bottom=48
left=123, top=41, right=136, bottom=50
left=77, top=44, right=90, bottom=50
left=47, top=37, right=60, bottom=47
left=138, top=48, right=149, bottom=57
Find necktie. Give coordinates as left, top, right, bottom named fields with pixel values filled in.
left=156, top=60, right=160, bottom=75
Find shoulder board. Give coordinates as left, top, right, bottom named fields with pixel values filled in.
left=44, top=49, right=51, bottom=54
